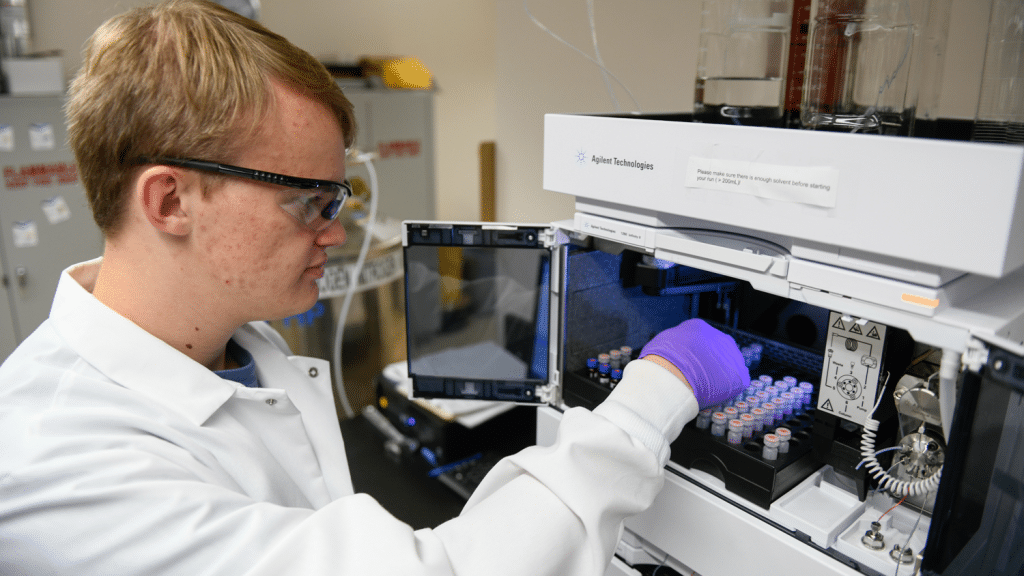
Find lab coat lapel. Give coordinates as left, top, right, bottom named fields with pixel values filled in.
left=235, top=324, right=355, bottom=501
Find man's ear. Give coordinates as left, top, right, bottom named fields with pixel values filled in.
left=136, top=166, right=194, bottom=236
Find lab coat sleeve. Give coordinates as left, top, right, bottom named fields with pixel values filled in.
left=431, top=359, right=698, bottom=576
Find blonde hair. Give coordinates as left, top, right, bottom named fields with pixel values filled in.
left=66, top=0, right=356, bottom=235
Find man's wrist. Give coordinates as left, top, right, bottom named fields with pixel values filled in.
left=639, top=354, right=693, bottom=395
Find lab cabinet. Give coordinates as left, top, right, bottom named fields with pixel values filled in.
left=0, top=95, right=104, bottom=360
left=402, top=116, right=1024, bottom=576
left=339, top=82, right=435, bottom=223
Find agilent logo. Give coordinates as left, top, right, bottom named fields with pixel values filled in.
left=576, top=149, right=587, bottom=165
left=586, top=152, right=655, bottom=172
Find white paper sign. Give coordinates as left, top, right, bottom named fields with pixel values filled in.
left=42, top=196, right=72, bottom=224
left=0, top=125, right=13, bottom=152
left=29, top=123, right=55, bottom=151
left=13, top=221, right=39, bottom=248
left=686, top=157, right=839, bottom=208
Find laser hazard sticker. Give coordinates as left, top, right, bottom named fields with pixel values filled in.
left=685, top=157, right=839, bottom=208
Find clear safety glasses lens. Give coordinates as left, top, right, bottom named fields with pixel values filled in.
left=276, top=181, right=350, bottom=229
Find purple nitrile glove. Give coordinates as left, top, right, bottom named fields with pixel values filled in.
left=640, top=318, right=750, bottom=408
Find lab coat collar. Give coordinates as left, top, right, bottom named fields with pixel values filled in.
left=49, top=259, right=239, bottom=426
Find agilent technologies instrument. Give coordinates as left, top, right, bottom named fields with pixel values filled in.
left=403, top=115, right=1024, bottom=576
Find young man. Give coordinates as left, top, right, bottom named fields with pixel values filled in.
left=0, top=2, right=749, bottom=574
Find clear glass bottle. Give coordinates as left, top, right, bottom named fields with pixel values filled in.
left=801, top=0, right=942, bottom=135
left=972, top=0, right=1024, bottom=144
left=694, top=0, right=795, bottom=127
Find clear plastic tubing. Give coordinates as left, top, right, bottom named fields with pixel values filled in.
left=751, top=407, right=767, bottom=432
left=728, top=419, right=745, bottom=445
left=696, top=408, right=714, bottom=430
left=740, top=413, right=755, bottom=438
left=711, top=412, right=728, bottom=437
left=776, top=427, right=792, bottom=454
left=763, top=433, right=780, bottom=460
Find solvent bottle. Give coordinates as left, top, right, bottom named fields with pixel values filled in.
left=694, top=0, right=795, bottom=127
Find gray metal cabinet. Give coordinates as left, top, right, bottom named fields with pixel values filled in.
left=0, top=95, right=104, bottom=358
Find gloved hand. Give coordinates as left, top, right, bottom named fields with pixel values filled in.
left=640, top=318, right=749, bottom=408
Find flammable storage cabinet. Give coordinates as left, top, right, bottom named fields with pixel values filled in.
left=401, top=115, right=1024, bottom=576
left=0, top=95, right=104, bottom=360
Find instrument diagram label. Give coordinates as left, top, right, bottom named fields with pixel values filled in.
left=817, top=311, right=887, bottom=426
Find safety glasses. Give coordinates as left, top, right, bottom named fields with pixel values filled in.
left=139, top=157, right=351, bottom=230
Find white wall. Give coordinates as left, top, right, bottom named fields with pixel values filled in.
left=26, top=0, right=496, bottom=222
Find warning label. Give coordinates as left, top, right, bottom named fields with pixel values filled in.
left=817, top=311, right=888, bottom=426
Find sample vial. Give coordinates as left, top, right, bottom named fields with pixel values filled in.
left=762, top=402, right=778, bottom=426
left=598, top=363, right=611, bottom=385
left=724, top=406, right=739, bottom=423
left=783, top=375, right=798, bottom=387
left=695, top=408, right=714, bottom=430
left=711, top=412, right=728, bottom=437
left=620, top=346, right=633, bottom=363
left=745, top=395, right=761, bottom=409
left=799, top=382, right=815, bottom=407
left=734, top=401, right=749, bottom=415
left=740, top=412, right=755, bottom=438
left=609, top=349, right=622, bottom=369
left=610, top=368, right=622, bottom=388
left=598, top=353, right=610, bottom=367
left=759, top=375, right=774, bottom=385
left=765, top=385, right=779, bottom=399
left=727, top=419, right=744, bottom=445
left=587, top=358, right=598, bottom=380
left=774, top=380, right=790, bottom=394
left=780, top=392, right=796, bottom=418
left=776, top=427, right=792, bottom=454
left=763, top=433, right=780, bottom=460
left=751, top=407, right=767, bottom=432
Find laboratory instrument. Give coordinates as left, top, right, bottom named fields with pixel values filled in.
left=403, top=115, right=1024, bottom=576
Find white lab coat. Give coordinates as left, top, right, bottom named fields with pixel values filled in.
left=0, top=259, right=698, bottom=576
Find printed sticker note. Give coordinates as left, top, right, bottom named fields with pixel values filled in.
left=13, top=221, right=39, bottom=248
left=686, top=157, right=839, bottom=208
left=42, top=196, right=72, bottom=224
